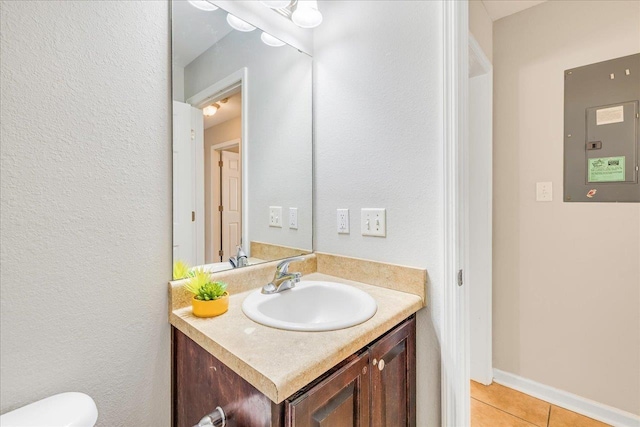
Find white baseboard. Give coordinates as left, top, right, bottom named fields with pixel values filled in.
left=493, top=369, right=640, bottom=427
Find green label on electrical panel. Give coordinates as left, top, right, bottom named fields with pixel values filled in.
left=588, top=156, right=625, bottom=182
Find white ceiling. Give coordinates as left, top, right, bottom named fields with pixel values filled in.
left=172, top=1, right=233, bottom=68
left=481, top=0, right=547, bottom=21
left=204, top=91, right=242, bottom=129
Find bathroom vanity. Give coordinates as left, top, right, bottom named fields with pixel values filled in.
left=169, top=253, right=426, bottom=427
left=173, top=317, right=415, bottom=427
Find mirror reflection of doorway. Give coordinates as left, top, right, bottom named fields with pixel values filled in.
left=209, top=140, right=241, bottom=263
left=172, top=86, right=242, bottom=266
left=204, top=91, right=242, bottom=263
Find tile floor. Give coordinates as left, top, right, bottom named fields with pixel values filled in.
left=470, top=381, right=612, bottom=427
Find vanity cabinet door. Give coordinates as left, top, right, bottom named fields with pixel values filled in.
left=285, top=353, right=370, bottom=427
left=369, top=317, right=416, bottom=427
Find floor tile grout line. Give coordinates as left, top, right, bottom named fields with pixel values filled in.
left=472, top=383, right=613, bottom=427
left=471, top=397, right=544, bottom=427
left=470, top=393, right=551, bottom=427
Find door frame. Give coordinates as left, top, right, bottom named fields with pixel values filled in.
left=187, top=68, right=250, bottom=255
left=442, top=1, right=469, bottom=426
left=468, top=33, right=493, bottom=386
left=209, top=139, right=241, bottom=262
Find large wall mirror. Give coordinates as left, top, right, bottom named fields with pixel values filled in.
left=172, top=0, right=312, bottom=274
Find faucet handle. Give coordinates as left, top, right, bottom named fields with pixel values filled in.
left=236, top=245, right=247, bottom=258
left=275, top=256, right=306, bottom=275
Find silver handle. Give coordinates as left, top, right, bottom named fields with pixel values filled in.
left=194, top=406, right=226, bottom=427
left=275, top=256, right=305, bottom=275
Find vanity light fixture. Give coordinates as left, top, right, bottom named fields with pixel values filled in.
left=260, top=1, right=292, bottom=8
left=203, top=103, right=220, bottom=117
left=226, top=14, right=256, bottom=32
left=187, top=0, right=218, bottom=12
left=260, top=32, right=286, bottom=47
left=291, top=0, right=323, bottom=29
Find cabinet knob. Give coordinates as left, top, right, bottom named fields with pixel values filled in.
left=378, top=359, right=385, bottom=371
left=373, top=358, right=377, bottom=366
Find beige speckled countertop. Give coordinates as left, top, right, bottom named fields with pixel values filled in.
left=170, top=271, right=424, bottom=404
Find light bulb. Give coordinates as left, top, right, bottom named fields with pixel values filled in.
left=260, top=32, right=285, bottom=47
left=291, top=0, right=322, bottom=28
left=260, top=1, right=291, bottom=8
left=226, top=14, right=256, bottom=32
left=187, top=0, right=218, bottom=12
left=203, top=104, right=218, bottom=116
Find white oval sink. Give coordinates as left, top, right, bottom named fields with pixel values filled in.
left=242, top=281, right=377, bottom=331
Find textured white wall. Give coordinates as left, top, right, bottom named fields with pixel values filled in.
left=493, top=0, right=640, bottom=415
left=313, top=1, right=444, bottom=425
left=0, top=1, right=172, bottom=425
left=185, top=30, right=313, bottom=252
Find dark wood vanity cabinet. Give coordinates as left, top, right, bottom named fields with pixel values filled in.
left=173, top=316, right=416, bottom=427
left=369, top=317, right=416, bottom=427
left=173, top=330, right=283, bottom=427
left=286, top=353, right=370, bottom=427
left=286, top=317, right=415, bottom=427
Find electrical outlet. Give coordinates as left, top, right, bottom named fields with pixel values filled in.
left=289, top=207, right=298, bottom=229
left=536, top=182, right=553, bottom=202
left=269, top=206, right=282, bottom=227
left=337, top=209, right=349, bottom=234
left=361, top=208, right=386, bottom=237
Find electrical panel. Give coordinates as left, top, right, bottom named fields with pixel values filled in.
left=564, top=53, right=640, bottom=202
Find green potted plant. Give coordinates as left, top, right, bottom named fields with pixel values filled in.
left=184, top=269, right=229, bottom=318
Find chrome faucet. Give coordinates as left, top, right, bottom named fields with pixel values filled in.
left=229, top=245, right=248, bottom=268
left=261, top=256, right=305, bottom=294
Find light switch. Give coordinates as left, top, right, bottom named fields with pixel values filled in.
left=289, top=208, right=298, bottom=229
left=269, top=206, right=282, bottom=227
left=536, top=182, right=553, bottom=202
left=361, top=208, right=386, bottom=237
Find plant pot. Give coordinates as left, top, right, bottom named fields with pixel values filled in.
left=191, top=293, right=229, bottom=318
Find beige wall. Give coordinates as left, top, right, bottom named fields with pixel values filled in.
left=469, top=0, right=492, bottom=62
left=204, top=117, right=242, bottom=262
left=493, top=0, right=640, bottom=415
left=205, top=116, right=241, bottom=147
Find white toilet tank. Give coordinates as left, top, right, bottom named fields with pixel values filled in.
left=0, top=392, right=98, bottom=427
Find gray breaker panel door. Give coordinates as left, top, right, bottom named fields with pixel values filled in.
left=564, top=53, right=640, bottom=202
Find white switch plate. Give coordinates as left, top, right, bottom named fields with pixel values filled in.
left=337, top=209, right=349, bottom=234
left=536, top=182, right=553, bottom=202
left=269, top=206, right=282, bottom=227
left=289, top=207, right=298, bottom=229
left=361, top=208, right=386, bottom=237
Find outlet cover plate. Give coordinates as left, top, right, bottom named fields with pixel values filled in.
left=289, top=207, right=298, bottom=229
left=536, top=182, right=553, bottom=202
left=337, top=209, right=349, bottom=234
left=269, top=206, right=282, bottom=227
left=361, top=208, right=386, bottom=237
